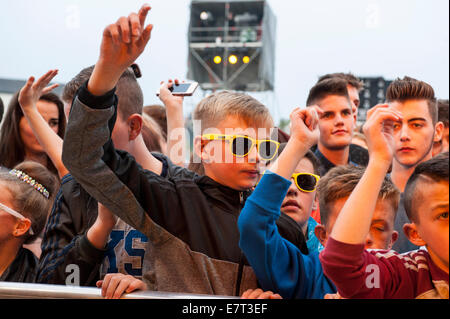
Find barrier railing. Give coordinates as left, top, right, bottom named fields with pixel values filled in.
left=0, top=282, right=237, bottom=299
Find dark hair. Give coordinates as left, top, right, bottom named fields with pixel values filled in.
left=437, top=99, right=449, bottom=128
left=62, top=65, right=95, bottom=104
left=306, top=78, right=351, bottom=107
left=0, top=161, right=59, bottom=243
left=63, top=65, right=143, bottom=120
left=318, top=165, right=400, bottom=227
left=143, top=104, right=168, bottom=140
left=386, top=76, right=437, bottom=124
left=404, top=152, right=449, bottom=223
left=0, top=91, right=66, bottom=175
left=0, top=96, right=4, bottom=124
left=318, top=72, right=364, bottom=91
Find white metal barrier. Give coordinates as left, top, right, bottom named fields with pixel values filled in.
left=0, top=282, right=237, bottom=299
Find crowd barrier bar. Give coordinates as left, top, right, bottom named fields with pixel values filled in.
left=0, top=282, right=237, bottom=299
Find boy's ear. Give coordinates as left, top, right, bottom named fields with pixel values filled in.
left=128, top=114, right=143, bottom=141
left=13, top=218, right=32, bottom=238
left=433, top=121, right=444, bottom=143
left=403, top=223, right=426, bottom=247
left=194, top=136, right=209, bottom=163
left=312, top=195, right=319, bottom=211
left=388, top=230, right=399, bottom=250
left=314, top=224, right=328, bottom=247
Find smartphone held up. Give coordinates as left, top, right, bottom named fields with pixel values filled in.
left=156, top=81, right=198, bottom=97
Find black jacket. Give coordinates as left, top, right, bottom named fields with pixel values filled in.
left=1, top=247, right=38, bottom=283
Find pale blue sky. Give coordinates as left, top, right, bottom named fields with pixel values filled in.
left=0, top=0, right=448, bottom=123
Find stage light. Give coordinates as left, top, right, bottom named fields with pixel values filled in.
left=228, top=55, right=238, bottom=64
left=242, top=56, right=250, bottom=64
left=213, top=56, right=222, bottom=64
left=200, top=11, right=209, bottom=20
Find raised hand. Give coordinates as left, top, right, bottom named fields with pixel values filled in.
left=289, top=106, right=321, bottom=149
left=362, top=104, right=402, bottom=166
left=18, top=69, right=59, bottom=111
left=158, top=79, right=184, bottom=108
left=88, top=4, right=154, bottom=96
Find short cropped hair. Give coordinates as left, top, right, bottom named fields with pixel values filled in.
left=62, top=65, right=95, bottom=104
left=318, top=72, right=364, bottom=92
left=437, top=99, right=449, bottom=128
left=63, top=65, right=143, bottom=120
left=306, top=78, right=351, bottom=107
left=403, top=152, right=449, bottom=223
left=193, top=91, right=273, bottom=133
left=317, top=165, right=400, bottom=227
left=386, top=76, right=437, bottom=125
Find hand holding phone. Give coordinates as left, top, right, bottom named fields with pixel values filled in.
left=156, top=80, right=198, bottom=97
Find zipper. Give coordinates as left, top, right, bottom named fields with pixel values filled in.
left=239, top=192, right=244, bottom=205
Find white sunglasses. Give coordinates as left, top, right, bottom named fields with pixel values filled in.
left=0, top=202, right=34, bottom=235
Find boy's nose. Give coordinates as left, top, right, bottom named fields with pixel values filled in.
left=364, top=234, right=374, bottom=249
left=399, top=126, right=411, bottom=142
left=287, top=182, right=298, bottom=196
left=247, top=143, right=260, bottom=164
left=334, top=114, right=344, bottom=126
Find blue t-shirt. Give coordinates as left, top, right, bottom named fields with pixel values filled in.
left=306, top=217, right=324, bottom=254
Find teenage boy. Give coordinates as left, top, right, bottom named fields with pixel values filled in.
left=315, top=72, right=369, bottom=167
left=62, top=4, right=305, bottom=297
left=306, top=78, right=364, bottom=175
left=237, top=107, right=400, bottom=299
left=320, top=103, right=449, bottom=299
left=385, top=77, right=444, bottom=253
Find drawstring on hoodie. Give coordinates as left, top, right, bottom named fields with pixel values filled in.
left=235, top=191, right=246, bottom=296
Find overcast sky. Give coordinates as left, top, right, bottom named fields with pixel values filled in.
left=0, top=0, right=448, bottom=123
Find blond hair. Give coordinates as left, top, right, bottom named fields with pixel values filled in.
left=193, top=91, right=273, bottom=133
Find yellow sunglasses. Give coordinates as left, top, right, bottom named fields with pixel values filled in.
left=292, top=173, right=320, bottom=193
left=201, top=134, right=281, bottom=161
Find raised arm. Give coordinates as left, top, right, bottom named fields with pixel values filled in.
left=319, top=104, right=405, bottom=299
left=327, top=104, right=402, bottom=244
left=18, top=69, right=68, bottom=178
left=158, top=79, right=186, bottom=167
left=62, top=5, right=184, bottom=238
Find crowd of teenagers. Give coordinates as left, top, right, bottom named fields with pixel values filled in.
left=0, top=5, right=448, bottom=299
